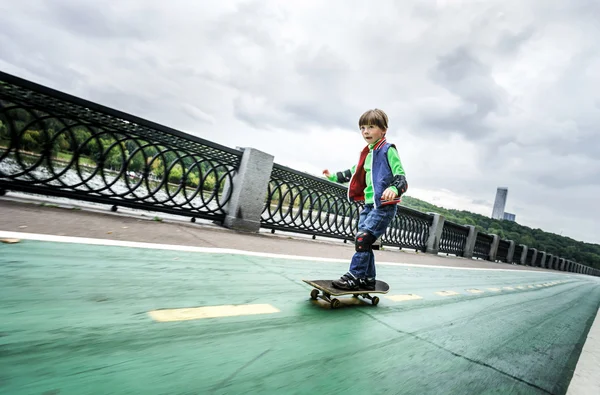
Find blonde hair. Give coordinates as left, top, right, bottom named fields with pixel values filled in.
left=358, top=109, right=388, bottom=130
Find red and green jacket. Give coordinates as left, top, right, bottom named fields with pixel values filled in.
left=327, top=138, right=406, bottom=206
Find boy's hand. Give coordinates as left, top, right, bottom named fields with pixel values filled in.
left=322, top=169, right=330, bottom=177
left=381, top=187, right=398, bottom=201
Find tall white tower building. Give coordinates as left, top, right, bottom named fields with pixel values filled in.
left=491, top=187, right=508, bottom=220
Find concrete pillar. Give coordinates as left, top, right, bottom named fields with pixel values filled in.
left=539, top=252, right=547, bottom=268
left=425, top=213, right=445, bottom=255
left=542, top=254, right=554, bottom=269
left=223, top=147, right=274, bottom=232
left=559, top=258, right=565, bottom=271
left=530, top=249, right=538, bottom=266
left=489, top=234, right=500, bottom=262
left=506, top=241, right=516, bottom=264
left=463, top=225, right=478, bottom=259
left=519, top=245, right=528, bottom=266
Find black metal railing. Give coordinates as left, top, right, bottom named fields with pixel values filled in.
left=1, top=72, right=598, bottom=277
left=496, top=239, right=510, bottom=262
left=473, top=233, right=493, bottom=260
left=382, top=206, right=432, bottom=251
left=439, top=221, right=469, bottom=256
left=261, top=163, right=360, bottom=240
left=535, top=252, right=543, bottom=267
left=512, top=244, right=524, bottom=264
left=0, top=71, right=242, bottom=221
left=526, top=248, right=535, bottom=266
left=261, top=163, right=431, bottom=251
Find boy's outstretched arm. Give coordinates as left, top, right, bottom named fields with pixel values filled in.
left=323, top=165, right=356, bottom=184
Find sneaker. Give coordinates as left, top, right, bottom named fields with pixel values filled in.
left=332, top=274, right=359, bottom=290
left=359, top=278, right=376, bottom=291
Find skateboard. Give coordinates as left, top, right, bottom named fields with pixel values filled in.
left=302, top=279, right=389, bottom=309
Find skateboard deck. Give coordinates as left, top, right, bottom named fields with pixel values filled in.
left=302, top=279, right=389, bottom=308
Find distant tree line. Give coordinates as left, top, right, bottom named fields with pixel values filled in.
left=401, top=196, right=600, bottom=270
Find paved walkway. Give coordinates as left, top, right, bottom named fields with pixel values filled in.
left=0, top=198, right=548, bottom=271
left=1, top=197, right=599, bottom=394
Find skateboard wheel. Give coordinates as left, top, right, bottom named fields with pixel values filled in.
left=372, top=297, right=380, bottom=306
left=310, top=289, right=319, bottom=300
left=331, top=299, right=341, bottom=309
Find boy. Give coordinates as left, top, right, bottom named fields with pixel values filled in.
left=323, top=109, right=407, bottom=291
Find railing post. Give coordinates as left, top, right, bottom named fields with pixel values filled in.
left=488, top=234, right=500, bottom=262
left=519, top=245, right=528, bottom=265
left=539, top=252, right=547, bottom=268
left=463, top=225, right=478, bottom=259
left=506, top=240, right=515, bottom=263
left=545, top=254, right=553, bottom=269
left=223, top=147, right=274, bottom=232
left=425, top=213, right=445, bottom=255
left=529, top=248, right=538, bottom=266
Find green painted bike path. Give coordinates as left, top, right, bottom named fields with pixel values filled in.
left=1, top=240, right=599, bottom=395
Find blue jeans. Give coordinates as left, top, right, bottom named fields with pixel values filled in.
left=348, top=204, right=397, bottom=279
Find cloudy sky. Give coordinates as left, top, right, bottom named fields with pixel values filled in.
left=1, top=0, right=598, bottom=244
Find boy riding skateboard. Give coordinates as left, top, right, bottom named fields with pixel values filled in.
left=323, top=109, right=408, bottom=291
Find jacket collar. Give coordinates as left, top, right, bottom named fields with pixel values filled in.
left=369, top=138, right=387, bottom=151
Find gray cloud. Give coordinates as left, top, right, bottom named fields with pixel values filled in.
left=0, top=0, right=598, bottom=242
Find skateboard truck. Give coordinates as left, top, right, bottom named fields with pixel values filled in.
left=303, top=279, right=389, bottom=309
left=310, top=288, right=379, bottom=309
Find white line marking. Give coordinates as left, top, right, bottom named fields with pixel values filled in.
left=487, top=288, right=502, bottom=292
left=566, top=307, right=600, bottom=394
left=0, top=231, right=569, bottom=274
left=148, top=304, right=280, bottom=322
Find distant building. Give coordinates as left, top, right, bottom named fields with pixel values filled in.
left=491, top=187, right=508, bottom=220
left=503, top=212, right=516, bottom=222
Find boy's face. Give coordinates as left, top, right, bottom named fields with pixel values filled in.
left=360, top=124, right=386, bottom=144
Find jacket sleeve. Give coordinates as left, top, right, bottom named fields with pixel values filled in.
left=327, top=165, right=356, bottom=184
left=387, top=147, right=406, bottom=194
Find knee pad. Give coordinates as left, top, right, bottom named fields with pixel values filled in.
left=355, top=230, right=376, bottom=252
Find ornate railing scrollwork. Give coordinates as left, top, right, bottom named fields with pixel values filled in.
left=473, top=232, right=493, bottom=260
left=262, top=163, right=431, bottom=251
left=439, top=221, right=469, bottom=256
left=496, top=239, right=510, bottom=262
left=512, top=244, right=524, bottom=264
left=0, top=71, right=242, bottom=221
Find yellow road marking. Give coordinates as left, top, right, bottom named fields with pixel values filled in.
left=148, top=304, right=280, bottom=322
left=466, top=289, right=484, bottom=294
left=386, top=294, right=423, bottom=302
left=436, top=291, right=460, bottom=296
left=0, top=238, right=21, bottom=244
left=487, top=288, right=501, bottom=292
